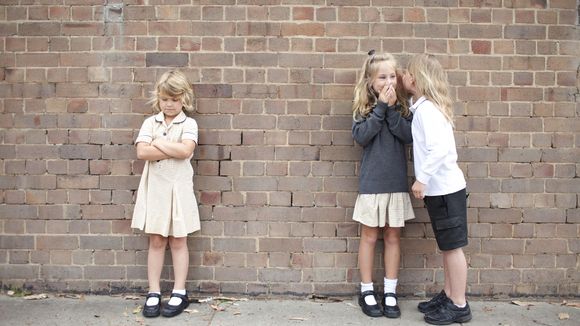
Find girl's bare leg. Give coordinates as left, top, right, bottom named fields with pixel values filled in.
left=148, top=234, right=168, bottom=292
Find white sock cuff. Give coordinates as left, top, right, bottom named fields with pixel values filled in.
left=360, top=282, right=374, bottom=293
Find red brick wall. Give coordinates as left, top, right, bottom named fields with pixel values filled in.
left=1, top=1, right=578, bottom=297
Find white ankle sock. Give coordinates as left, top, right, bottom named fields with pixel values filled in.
left=383, top=278, right=398, bottom=306
left=145, top=292, right=160, bottom=306
left=168, top=289, right=186, bottom=306
left=360, top=282, right=377, bottom=305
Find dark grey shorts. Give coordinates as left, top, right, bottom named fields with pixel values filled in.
left=423, top=188, right=468, bottom=251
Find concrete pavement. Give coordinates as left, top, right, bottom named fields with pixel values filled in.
left=1, top=293, right=578, bottom=326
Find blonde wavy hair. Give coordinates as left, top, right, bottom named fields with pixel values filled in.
left=149, top=70, right=195, bottom=116
left=352, top=52, right=410, bottom=121
left=407, top=54, right=454, bottom=125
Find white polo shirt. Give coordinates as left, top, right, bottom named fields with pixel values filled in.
left=410, top=97, right=466, bottom=196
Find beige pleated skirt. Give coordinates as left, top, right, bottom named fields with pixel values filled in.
left=131, top=158, right=200, bottom=238
left=352, top=192, right=415, bottom=228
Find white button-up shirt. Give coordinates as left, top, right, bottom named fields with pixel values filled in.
left=410, top=96, right=466, bottom=196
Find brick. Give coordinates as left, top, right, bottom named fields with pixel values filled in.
left=37, top=236, right=78, bottom=250
left=214, top=238, right=256, bottom=253
left=482, top=239, right=525, bottom=254
left=0, top=235, right=34, bottom=249
left=145, top=53, right=188, bottom=67
left=215, top=267, right=256, bottom=282
left=0, top=265, right=39, bottom=279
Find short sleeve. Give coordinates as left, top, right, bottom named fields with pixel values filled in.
left=135, top=116, right=154, bottom=144
left=182, top=117, right=198, bottom=143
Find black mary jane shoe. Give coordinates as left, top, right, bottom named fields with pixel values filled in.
left=382, top=292, right=401, bottom=318
left=358, top=290, right=383, bottom=317
left=161, top=292, right=190, bottom=317
left=142, top=293, right=162, bottom=318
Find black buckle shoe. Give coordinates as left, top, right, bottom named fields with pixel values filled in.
left=161, top=292, right=189, bottom=317
left=142, top=293, right=161, bottom=318
left=418, top=290, right=448, bottom=314
left=382, top=292, right=401, bottom=318
left=424, top=299, right=472, bottom=325
left=358, top=290, right=383, bottom=317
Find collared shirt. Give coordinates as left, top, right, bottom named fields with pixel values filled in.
left=411, top=96, right=466, bottom=196
left=136, top=111, right=198, bottom=146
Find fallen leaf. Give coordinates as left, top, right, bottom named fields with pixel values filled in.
left=511, top=300, right=534, bottom=307
left=482, top=306, right=493, bottom=312
left=210, top=304, right=225, bottom=311
left=214, top=296, right=248, bottom=302
left=289, top=317, right=308, bottom=321
left=233, top=311, right=241, bottom=315
left=124, top=295, right=141, bottom=300
left=6, top=290, right=15, bottom=296
left=184, top=309, right=199, bottom=314
left=558, top=312, right=569, bottom=320
left=23, top=293, right=49, bottom=300
left=132, top=306, right=142, bottom=314
left=57, top=293, right=83, bottom=299
left=192, top=297, right=213, bottom=303
left=562, top=301, right=580, bottom=308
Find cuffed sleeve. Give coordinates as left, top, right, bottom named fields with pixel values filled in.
left=135, top=117, right=154, bottom=144
left=182, top=117, right=198, bottom=143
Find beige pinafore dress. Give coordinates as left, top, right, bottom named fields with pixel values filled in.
left=131, top=111, right=200, bottom=237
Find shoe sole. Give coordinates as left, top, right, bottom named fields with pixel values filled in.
left=424, top=314, right=472, bottom=325
left=358, top=302, right=383, bottom=317
left=161, top=303, right=189, bottom=317
left=143, top=311, right=160, bottom=318
left=360, top=306, right=383, bottom=318
left=384, top=311, right=401, bottom=318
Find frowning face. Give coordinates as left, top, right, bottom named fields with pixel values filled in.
left=159, top=91, right=184, bottom=120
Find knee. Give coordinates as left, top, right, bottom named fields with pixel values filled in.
left=361, top=233, right=379, bottom=246
left=149, top=235, right=168, bottom=250
left=168, top=237, right=188, bottom=250
left=383, top=228, right=401, bottom=246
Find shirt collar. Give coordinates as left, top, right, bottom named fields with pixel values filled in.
left=409, top=96, right=427, bottom=114
left=154, top=111, right=187, bottom=125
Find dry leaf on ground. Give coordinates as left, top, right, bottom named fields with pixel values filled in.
left=23, top=294, right=49, bottom=300
left=511, top=300, right=535, bottom=307
left=124, top=295, right=141, bottom=300
left=561, top=301, right=580, bottom=308
left=184, top=309, right=199, bottom=314
left=558, top=312, right=569, bottom=320
left=56, top=293, right=84, bottom=299
left=132, top=306, right=142, bottom=314
left=214, top=296, right=248, bottom=302
left=191, top=297, right=213, bottom=303
left=210, top=304, right=225, bottom=311
left=482, top=306, right=494, bottom=312
left=289, top=317, right=308, bottom=321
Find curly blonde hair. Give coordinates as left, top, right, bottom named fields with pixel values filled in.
left=407, top=54, right=454, bottom=125
left=149, top=70, right=195, bottom=116
left=352, top=52, right=410, bottom=121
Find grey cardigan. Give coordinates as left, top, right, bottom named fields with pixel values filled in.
left=352, top=101, right=413, bottom=194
